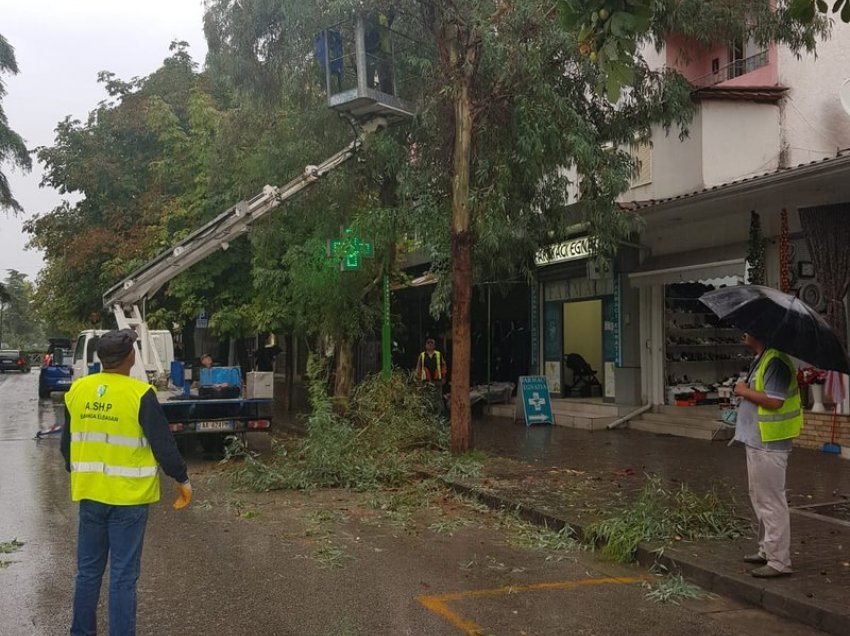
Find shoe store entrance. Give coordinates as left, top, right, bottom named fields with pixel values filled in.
left=664, top=279, right=752, bottom=408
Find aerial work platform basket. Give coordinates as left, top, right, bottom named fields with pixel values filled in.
left=316, top=13, right=417, bottom=124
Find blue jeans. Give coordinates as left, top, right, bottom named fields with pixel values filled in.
left=71, top=500, right=149, bottom=636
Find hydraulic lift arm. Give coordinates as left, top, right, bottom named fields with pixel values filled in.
left=104, top=118, right=385, bottom=381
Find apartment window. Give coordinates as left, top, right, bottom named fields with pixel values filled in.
left=729, top=38, right=768, bottom=79
left=630, top=141, right=652, bottom=187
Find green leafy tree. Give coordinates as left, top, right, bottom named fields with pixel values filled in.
left=0, top=33, right=32, bottom=213
left=0, top=270, right=43, bottom=349
left=204, top=0, right=698, bottom=451
left=204, top=1, right=418, bottom=407
left=28, top=34, right=403, bottom=406
left=27, top=44, right=235, bottom=332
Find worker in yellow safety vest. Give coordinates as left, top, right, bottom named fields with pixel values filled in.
left=733, top=332, right=803, bottom=579
left=61, top=328, right=192, bottom=635
left=416, top=338, right=447, bottom=384
left=416, top=338, right=448, bottom=415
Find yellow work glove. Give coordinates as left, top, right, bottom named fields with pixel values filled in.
left=173, top=481, right=193, bottom=510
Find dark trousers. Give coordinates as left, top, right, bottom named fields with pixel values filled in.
left=423, top=381, right=445, bottom=415
left=71, top=500, right=149, bottom=636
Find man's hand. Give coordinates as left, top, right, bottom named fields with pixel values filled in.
left=173, top=481, right=193, bottom=510
left=734, top=381, right=749, bottom=397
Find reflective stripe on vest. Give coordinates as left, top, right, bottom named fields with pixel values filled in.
left=419, top=351, right=442, bottom=380
left=71, top=462, right=158, bottom=478
left=755, top=349, right=804, bottom=443
left=71, top=432, right=149, bottom=449
left=65, top=372, right=161, bottom=505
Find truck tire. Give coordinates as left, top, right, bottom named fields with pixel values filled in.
left=39, top=386, right=51, bottom=399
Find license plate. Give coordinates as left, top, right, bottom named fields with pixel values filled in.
left=196, top=421, right=234, bottom=432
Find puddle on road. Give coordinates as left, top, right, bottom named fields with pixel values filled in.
left=0, top=373, right=65, bottom=441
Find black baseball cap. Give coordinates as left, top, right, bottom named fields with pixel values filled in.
left=97, top=329, right=138, bottom=367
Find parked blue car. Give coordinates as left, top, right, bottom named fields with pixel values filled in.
left=39, top=348, right=73, bottom=398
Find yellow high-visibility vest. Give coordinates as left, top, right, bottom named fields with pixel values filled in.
left=418, top=351, right=443, bottom=380
left=755, top=349, right=804, bottom=442
left=65, top=373, right=160, bottom=505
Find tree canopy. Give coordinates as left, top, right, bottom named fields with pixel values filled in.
left=0, top=270, right=42, bottom=349
left=0, top=33, right=32, bottom=213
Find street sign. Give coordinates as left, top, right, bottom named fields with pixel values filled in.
left=516, top=375, right=554, bottom=426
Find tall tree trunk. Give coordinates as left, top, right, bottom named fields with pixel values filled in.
left=448, top=44, right=476, bottom=454
left=334, top=337, right=353, bottom=414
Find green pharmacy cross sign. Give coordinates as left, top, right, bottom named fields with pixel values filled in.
left=327, top=227, right=374, bottom=271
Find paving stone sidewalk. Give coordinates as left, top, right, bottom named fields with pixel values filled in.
left=445, top=418, right=850, bottom=635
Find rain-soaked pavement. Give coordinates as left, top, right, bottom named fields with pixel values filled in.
left=0, top=372, right=826, bottom=635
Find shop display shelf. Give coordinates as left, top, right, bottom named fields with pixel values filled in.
left=667, top=327, right=740, bottom=333
left=666, top=343, right=748, bottom=348
left=666, top=359, right=749, bottom=364
left=665, top=310, right=714, bottom=317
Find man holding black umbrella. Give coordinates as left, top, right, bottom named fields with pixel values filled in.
left=701, top=284, right=850, bottom=578
left=734, top=332, right=802, bottom=578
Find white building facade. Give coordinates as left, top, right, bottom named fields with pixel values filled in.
left=622, top=22, right=850, bottom=411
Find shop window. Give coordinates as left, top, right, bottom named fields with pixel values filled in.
left=665, top=280, right=751, bottom=407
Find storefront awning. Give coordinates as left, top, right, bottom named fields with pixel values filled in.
left=629, top=245, right=746, bottom=287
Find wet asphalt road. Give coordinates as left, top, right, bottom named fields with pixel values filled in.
left=0, top=372, right=826, bottom=635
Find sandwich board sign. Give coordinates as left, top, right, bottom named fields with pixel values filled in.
left=516, top=376, right=554, bottom=426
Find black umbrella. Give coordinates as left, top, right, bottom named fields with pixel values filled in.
left=700, top=285, right=850, bottom=374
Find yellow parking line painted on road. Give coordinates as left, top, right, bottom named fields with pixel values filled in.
left=417, top=575, right=652, bottom=635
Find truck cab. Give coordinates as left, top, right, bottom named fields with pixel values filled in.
left=72, top=328, right=174, bottom=382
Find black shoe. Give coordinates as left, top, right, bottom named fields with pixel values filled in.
left=743, top=553, right=767, bottom=565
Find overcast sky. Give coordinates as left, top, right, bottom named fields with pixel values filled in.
left=1, top=0, right=208, bottom=281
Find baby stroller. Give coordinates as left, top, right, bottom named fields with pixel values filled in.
left=562, top=353, right=602, bottom=398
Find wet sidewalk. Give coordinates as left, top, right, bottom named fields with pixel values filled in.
left=445, top=417, right=850, bottom=635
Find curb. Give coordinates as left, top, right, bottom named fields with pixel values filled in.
left=440, top=477, right=850, bottom=636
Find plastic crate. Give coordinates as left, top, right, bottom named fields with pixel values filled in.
left=200, top=366, right=242, bottom=388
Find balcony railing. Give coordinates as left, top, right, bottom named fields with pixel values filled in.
left=691, top=50, right=770, bottom=89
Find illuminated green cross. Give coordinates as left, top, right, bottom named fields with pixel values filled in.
left=327, top=227, right=374, bottom=271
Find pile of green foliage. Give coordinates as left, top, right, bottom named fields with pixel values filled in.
left=228, top=355, right=450, bottom=491
left=587, top=475, right=748, bottom=563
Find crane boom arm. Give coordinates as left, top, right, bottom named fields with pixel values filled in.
left=103, top=136, right=363, bottom=310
